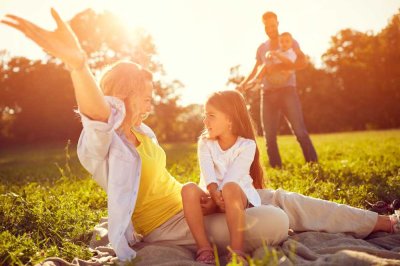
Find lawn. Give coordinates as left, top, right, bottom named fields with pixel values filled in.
left=1, top=130, right=399, bottom=265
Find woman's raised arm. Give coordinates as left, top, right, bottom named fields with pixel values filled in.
left=1, top=8, right=110, bottom=122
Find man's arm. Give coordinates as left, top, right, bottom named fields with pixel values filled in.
left=236, top=60, right=262, bottom=93
left=272, top=51, right=295, bottom=68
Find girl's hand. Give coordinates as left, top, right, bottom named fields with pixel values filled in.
left=210, top=190, right=225, bottom=212
left=2, top=8, right=86, bottom=70
left=200, top=195, right=217, bottom=215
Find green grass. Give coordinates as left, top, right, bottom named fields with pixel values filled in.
left=1, top=130, right=399, bottom=265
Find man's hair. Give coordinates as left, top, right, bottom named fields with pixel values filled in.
left=262, top=11, right=278, bottom=22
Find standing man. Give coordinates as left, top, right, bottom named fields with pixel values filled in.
left=237, top=11, right=318, bottom=168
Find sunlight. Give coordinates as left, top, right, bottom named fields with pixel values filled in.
left=102, top=0, right=212, bottom=105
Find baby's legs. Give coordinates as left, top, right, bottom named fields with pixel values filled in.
left=221, top=182, right=248, bottom=252
left=181, top=182, right=215, bottom=250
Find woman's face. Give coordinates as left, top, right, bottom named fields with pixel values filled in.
left=203, top=103, right=231, bottom=139
left=132, top=80, right=153, bottom=126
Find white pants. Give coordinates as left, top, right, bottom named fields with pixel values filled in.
left=143, top=189, right=378, bottom=252
left=257, top=188, right=378, bottom=238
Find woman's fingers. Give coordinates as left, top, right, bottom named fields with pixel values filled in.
left=23, top=22, right=54, bottom=50
left=1, top=15, right=24, bottom=32
left=2, top=14, right=55, bottom=55
left=8, top=15, right=51, bottom=40
left=20, top=17, right=51, bottom=36
left=50, top=8, right=68, bottom=31
left=1, top=17, right=41, bottom=46
left=2, top=11, right=83, bottom=66
left=1, top=20, right=23, bottom=33
left=2, top=15, right=47, bottom=41
left=50, top=8, right=82, bottom=52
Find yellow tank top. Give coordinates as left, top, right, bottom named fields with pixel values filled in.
left=131, top=129, right=183, bottom=236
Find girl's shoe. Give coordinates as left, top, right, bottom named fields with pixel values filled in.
left=390, top=210, right=400, bottom=233
left=226, top=249, right=248, bottom=266
left=196, top=247, right=216, bottom=265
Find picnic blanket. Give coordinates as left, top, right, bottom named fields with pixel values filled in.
left=37, top=217, right=400, bottom=266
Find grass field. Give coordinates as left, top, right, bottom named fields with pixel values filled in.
left=1, top=130, right=399, bottom=265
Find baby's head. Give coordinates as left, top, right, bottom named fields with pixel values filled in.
left=279, top=32, right=293, bottom=51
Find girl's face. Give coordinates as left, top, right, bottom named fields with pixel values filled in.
left=203, top=103, right=232, bottom=139
left=132, top=80, right=153, bottom=126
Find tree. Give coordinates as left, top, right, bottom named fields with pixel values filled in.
left=0, top=57, right=79, bottom=144
left=177, top=104, right=204, bottom=142
left=0, top=9, right=188, bottom=144
left=322, top=10, right=400, bottom=130
left=145, top=79, right=184, bottom=142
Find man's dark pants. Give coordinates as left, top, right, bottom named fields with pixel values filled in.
left=261, top=86, right=318, bottom=168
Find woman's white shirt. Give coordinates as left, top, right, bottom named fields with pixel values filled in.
left=77, top=96, right=157, bottom=261
left=198, top=137, right=261, bottom=207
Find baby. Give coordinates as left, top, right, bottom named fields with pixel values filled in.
left=264, top=32, right=297, bottom=87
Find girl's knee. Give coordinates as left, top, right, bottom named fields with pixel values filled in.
left=181, top=182, right=200, bottom=200
left=221, top=182, right=241, bottom=199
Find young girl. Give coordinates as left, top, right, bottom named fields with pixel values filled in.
left=181, top=90, right=264, bottom=264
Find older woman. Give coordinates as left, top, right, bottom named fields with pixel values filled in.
left=2, top=9, right=398, bottom=263
left=1, top=9, right=288, bottom=261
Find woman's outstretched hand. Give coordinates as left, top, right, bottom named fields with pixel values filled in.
left=1, top=8, right=86, bottom=70
left=2, top=8, right=110, bottom=122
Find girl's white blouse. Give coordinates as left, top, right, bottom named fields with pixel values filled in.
left=198, top=137, right=261, bottom=207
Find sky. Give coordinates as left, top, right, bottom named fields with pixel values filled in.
left=0, top=0, right=399, bottom=105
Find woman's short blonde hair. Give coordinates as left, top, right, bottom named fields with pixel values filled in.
left=100, top=60, right=153, bottom=100
left=100, top=60, right=153, bottom=125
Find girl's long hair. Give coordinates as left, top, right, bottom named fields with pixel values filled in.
left=204, top=90, right=265, bottom=189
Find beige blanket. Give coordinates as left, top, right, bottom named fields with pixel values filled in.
left=37, top=218, right=400, bottom=266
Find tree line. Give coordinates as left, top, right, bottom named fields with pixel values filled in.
left=1, top=9, right=399, bottom=145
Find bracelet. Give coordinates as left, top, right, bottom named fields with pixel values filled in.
left=66, top=51, right=87, bottom=73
